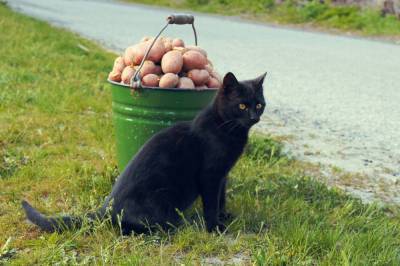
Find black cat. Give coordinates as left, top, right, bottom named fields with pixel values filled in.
left=22, top=72, right=267, bottom=234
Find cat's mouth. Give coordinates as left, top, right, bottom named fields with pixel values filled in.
left=239, top=118, right=260, bottom=128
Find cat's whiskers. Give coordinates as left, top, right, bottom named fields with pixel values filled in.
left=227, top=122, right=241, bottom=133
left=217, top=119, right=236, bottom=129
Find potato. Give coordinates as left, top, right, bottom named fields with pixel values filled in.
left=123, top=46, right=137, bottom=66
left=204, top=64, right=213, bottom=74
left=161, top=51, right=183, bottom=74
left=177, top=77, right=195, bottom=89
left=139, top=60, right=156, bottom=77
left=121, top=66, right=136, bottom=84
left=173, top=46, right=188, bottom=55
left=172, top=38, right=185, bottom=48
left=187, top=69, right=210, bottom=86
left=210, top=70, right=222, bottom=83
left=183, top=51, right=207, bottom=70
left=113, top=56, right=125, bottom=73
left=186, top=45, right=207, bottom=58
left=164, top=41, right=173, bottom=53
left=134, top=39, right=165, bottom=64
left=153, top=65, right=163, bottom=75
left=206, top=77, right=221, bottom=89
left=108, top=70, right=121, bottom=82
left=132, top=43, right=146, bottom=65
left=159, top=73, right=179, bottom=88
left=163, top=38, right=173, bottom=53
left=142, top=74, right=160, bottom=87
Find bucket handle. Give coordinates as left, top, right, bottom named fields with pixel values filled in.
left=130, top=14, right=197, bottom=90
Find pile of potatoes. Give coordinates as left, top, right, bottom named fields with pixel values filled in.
left=108, top=36, right=222, bottom=89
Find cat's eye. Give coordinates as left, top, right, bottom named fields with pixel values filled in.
left=256, top=103, right=263, bottom=109
left=239, top=103, right=246, bottom=110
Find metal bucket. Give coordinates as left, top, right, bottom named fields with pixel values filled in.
left=108, top=14, right=218, bottom=171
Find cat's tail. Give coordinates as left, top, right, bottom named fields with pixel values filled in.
left=21, top=200, right=101, bottom=233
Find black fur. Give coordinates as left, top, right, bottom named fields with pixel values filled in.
left=22, top=72, right=267, bottom=234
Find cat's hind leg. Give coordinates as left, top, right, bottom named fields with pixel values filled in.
left=116, top=201, right=179, bottom=235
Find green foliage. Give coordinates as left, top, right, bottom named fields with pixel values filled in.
left=244, top=135, right=283, bottom=162
left=186, top=0, right=210, bottom=6
left=300, top=1, right=330, bottom=20
left=1, top=4, right=400, bottom=265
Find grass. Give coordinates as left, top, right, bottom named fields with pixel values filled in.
left=124, top=0, right=400, bottom=37
left=1, top=4, right=400, bottom=265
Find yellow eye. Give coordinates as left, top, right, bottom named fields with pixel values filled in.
left=256, top=103, right=263, bottom=109
left=239, top=103, right=246, bottom=110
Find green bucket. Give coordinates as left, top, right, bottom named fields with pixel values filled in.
left=108, top=14, right=218, bottom=171
left=109, top=82, right=216, bottom=171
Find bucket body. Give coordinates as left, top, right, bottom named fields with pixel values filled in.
left=109, top=80, right=217, bottom=171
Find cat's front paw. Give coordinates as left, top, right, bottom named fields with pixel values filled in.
left=207, top=222, right=226, bottom=233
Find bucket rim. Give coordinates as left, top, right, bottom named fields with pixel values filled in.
left=107, top=79, right=219, bottom=92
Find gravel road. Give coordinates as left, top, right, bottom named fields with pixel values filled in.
left=8, top=0, right=400, bottom=204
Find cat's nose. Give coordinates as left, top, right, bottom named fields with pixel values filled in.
left=250, top=117, right=260, bottom=123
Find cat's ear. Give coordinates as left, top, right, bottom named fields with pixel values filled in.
left=222, top=72, right=239, bottom=94
left=253, top=72, right=267, bottom=89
